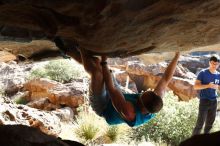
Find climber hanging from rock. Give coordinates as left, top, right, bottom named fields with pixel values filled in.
left=54, top=36, right=180, bottom=127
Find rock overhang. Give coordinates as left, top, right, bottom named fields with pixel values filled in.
left=0, top=0, right=220, bottom=60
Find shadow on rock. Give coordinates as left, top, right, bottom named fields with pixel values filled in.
left=0, top=124, right=84, bottom=146
left=179, top=131, right=220, bottom=146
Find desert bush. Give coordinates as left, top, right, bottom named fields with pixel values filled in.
left=76, top=123, right=99, bottom=141
left=106, top=126, right=119, bottom=142
left=130, top=91, right=199, bottom=146
left=0, top=88, right=5, bottom=96
left=70, top=92, right=220, bottom=146
left=110, top=124, right=134, bottom=144
left=29, top=59, right=87, bottom=83
left=29, top=68, right=48, bottom=79
left=73, top=109, right=132, bottom=145
left=73, top=111, right=104, bottom=145
left=13, top=96, right=28, bottom=105
left=74, top=92, right=220, bottom=146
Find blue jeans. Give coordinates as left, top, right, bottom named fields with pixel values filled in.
left=192, top=99, right=217, bottom=135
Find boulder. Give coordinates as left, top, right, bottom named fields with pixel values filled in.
left=23, top=78, right=84, bottom=109
left=0, top=1, right=220, bottom=59
left=0, top=125, right=84, bottom=146
left=0, top=61, right=31, bottom=96
left=111, top=68, right=138, bottom=93
left=179, top=54, right=220, bottom=74
left=0, top=98, right=61, bottom=136
left=111, top=59, right=198, bottom=101
left=180, top=131, right=220, bottom=146
left=27, top=98, right=61, bottom=111
left=0, top=51, right=16, bottom=62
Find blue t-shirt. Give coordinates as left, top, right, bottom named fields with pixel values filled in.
left=197, top=69, right=220, bottom=100
left=101, top=93, right=155, bottom=127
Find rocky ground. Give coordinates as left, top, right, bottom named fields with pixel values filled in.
left=0, top=52, right=218, bottom=145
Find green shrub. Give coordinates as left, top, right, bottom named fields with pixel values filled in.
left=29, top=68, right=48, bottom=79
left=71, top=92, right=220, bottom=146
left=0, top=88, right=5, bottom=96
left=130, top=91, right=199, bottom=146
left=13, top=96, right=28, bottom=105
left=29, top=59, right=86, bottom=83
left=72, top=109, right=133, bottom=145
left=106, top=126, right=119, bottom=142
left=107, top=124, right=133, bottom=144
left=73, top=111, right=103, bottom=144
left=76, top=123, right=99, bottom=141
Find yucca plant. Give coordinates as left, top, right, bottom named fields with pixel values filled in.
left=75, top=123, right=99, bottom=141
left=73, top=111, right=104, bottom=145
left=106, top=126, right=119, bottom=142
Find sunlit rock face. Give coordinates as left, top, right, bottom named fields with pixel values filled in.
left=125, top=61, right=197, bottom=101
left=108, top=56, right=198, bottom=101
left=23, top=78, right=84, bottom=111
left=0, top=98, right=61, bottom=136
left=0, top=0, right=220, bottom=59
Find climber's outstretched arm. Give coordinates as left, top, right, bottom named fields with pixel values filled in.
left=154, top=52, right=180, bottom=97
